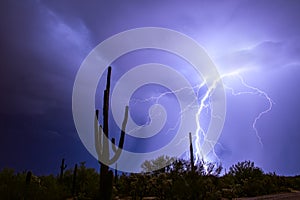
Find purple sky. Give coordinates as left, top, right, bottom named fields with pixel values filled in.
left=1, top=0, right=300, bottom=175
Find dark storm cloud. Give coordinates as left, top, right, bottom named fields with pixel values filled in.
left=0, top=0, right=96, bottom=173
left=0, top=0, right=91, bottom=115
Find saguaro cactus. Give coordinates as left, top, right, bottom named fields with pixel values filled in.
left=72, top=164, right=78, bottom=197
left=59, top=158, right=67, bottom=182
left=94, top=66, right=129, bottom=200
left=25, top=171, right=32, bottom=185
left=189, top=132, right=195, bottom=172
left=24, top=171, right=32, bottom=200
left=114, top=163, right=118, bottom=184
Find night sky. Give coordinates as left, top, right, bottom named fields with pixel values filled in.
left=1, top=0, right=300, bottom=175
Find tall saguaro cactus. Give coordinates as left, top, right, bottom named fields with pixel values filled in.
left=94, top=66, right=129, bottom=200
left=189, top=132, right=195, bottom=172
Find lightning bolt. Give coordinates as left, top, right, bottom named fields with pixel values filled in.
left=128, top=68, right=274, bottom=167
left=128, top=83, right=205, bottom=134
left=193, top=69, right=274, bottom=165
left=221, top=70, right=274, bottom=147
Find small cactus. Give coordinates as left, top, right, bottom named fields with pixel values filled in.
left=72, top=164, right=78, bottom=197
left=59, top=158, right=67, bottom=181
left=114, top=163, right=118, bottom=184
left=189, top=132, right=195, bottom=172
left=24, top=171, right=32, bottom=200
left=25, top=171, right=32, bottom=185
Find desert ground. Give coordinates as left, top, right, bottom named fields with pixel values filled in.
left=234, top=191, right=300, bottom=200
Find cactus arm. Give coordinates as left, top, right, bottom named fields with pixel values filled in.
left=94, top=110, right=99, bottom=153
left=98, top=125, right=103, bottom=157
left=108, top=106, right=128, bottom=165
left=111, top=138, right=117, bottom=153
left=95, top=110, right=103, bottom=159
left=119, top=106, right=129, bottom=149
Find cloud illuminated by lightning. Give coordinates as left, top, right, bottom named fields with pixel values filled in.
left=128, top=68, right=274, bottom=167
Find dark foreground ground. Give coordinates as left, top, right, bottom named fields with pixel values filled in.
left=235, top=191, right=300, bottom=200
left=113, top=192, right=300, bottom=200
left=114, top=191, right=300, bottom=200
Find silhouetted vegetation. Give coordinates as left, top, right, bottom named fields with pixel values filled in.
left=0, top=159, right=299, bottom=200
